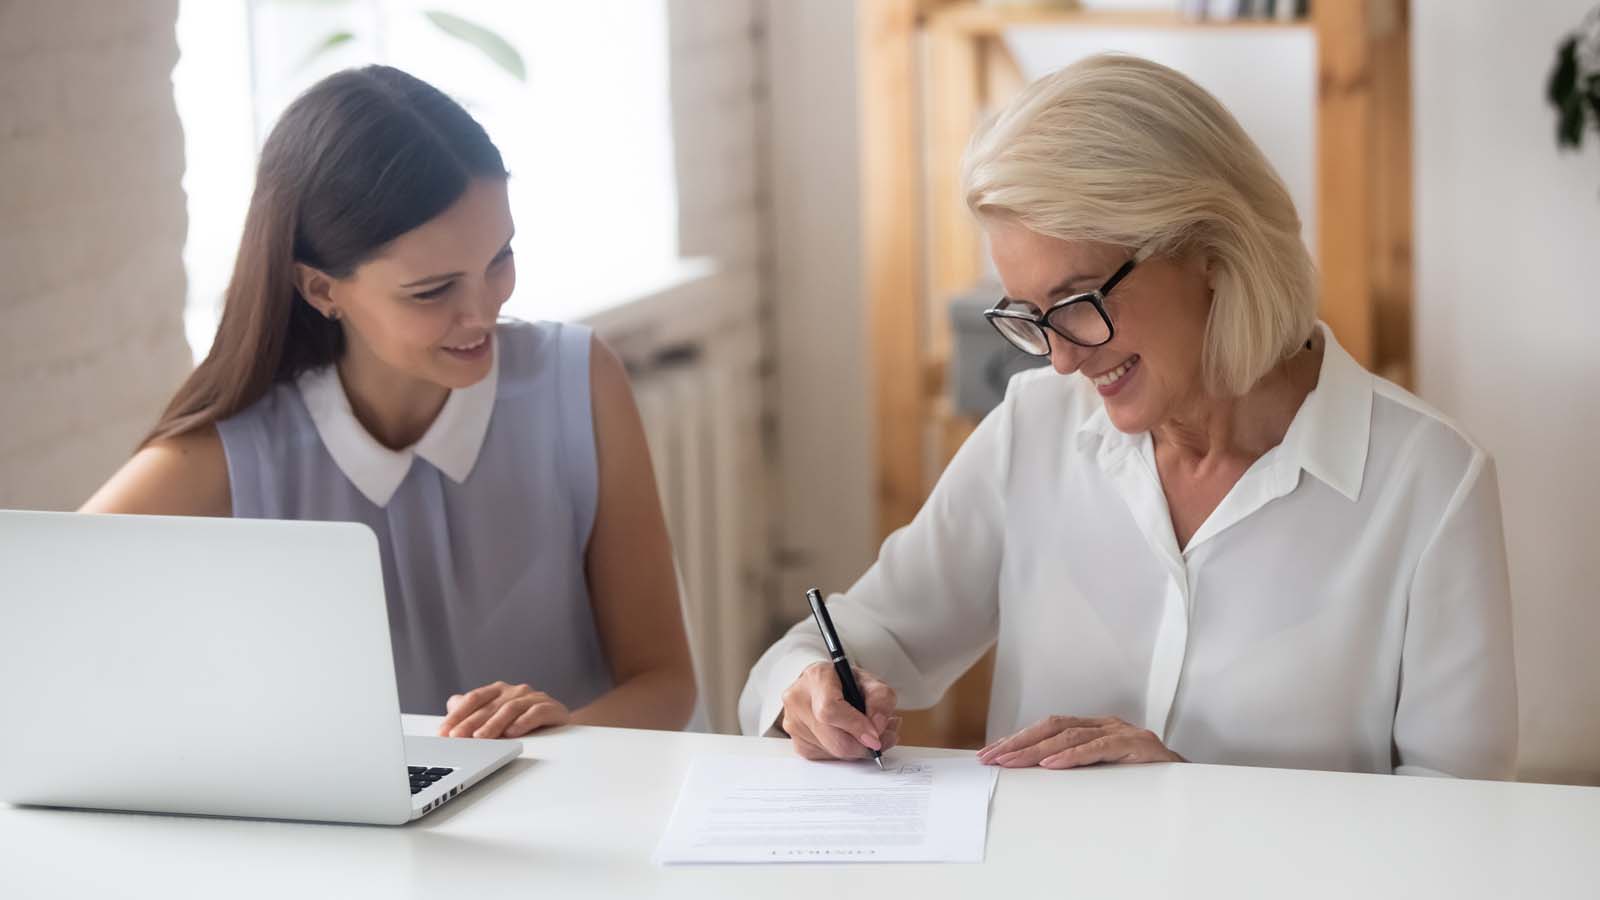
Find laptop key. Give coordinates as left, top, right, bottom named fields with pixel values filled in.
left=408, top=766, right=425, bottom=775
left=425, top=767, right=454, bottom=776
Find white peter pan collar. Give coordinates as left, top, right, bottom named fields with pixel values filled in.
left=296, top=345, right=499, bottom=508
left=1074, top=321, right=1373, bottom=503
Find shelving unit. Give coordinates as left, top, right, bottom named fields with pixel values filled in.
left=859, top=0, right=1413, bottom=749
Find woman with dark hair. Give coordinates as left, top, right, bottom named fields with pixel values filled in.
left=84, top=66, right=697, bottom=738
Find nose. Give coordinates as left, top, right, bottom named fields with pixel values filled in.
left=457, top=283, right=500, bottom=330
left=1047, top=333, right=1091, bottom=376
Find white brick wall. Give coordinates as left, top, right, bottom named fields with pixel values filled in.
left=763, top=1, right=875, bottom=621
left=0, top=0, right=191, bottom=510
left=666, top=0, right=768, bottom=271
left=661, top=0, right=877, bottom=641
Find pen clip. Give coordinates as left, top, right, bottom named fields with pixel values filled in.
left=805, top=588, right=843, bottom=656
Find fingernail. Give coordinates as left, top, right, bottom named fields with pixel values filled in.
left=859, top=732, right=882, bottom=751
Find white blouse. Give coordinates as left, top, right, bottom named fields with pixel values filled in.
left=740, top=324, right=1517, bottom=779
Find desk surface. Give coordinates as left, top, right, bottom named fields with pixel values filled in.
left=2, top=716, right=1596, bottom=898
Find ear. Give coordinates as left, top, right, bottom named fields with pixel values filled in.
left=294, top=263, right=340, bottom=320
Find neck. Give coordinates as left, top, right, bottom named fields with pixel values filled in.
left=1152, top=333, right=1322, bottom=466
left=335, top=338, right=449, bottom=451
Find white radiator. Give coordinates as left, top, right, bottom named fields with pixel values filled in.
left=616, top=308, right=769, bottom=734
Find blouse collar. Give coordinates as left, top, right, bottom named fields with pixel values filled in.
left=296, top=346, right=499, bottom=508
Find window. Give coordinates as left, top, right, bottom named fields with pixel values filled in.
left=173, top=0, right=684, bottom=362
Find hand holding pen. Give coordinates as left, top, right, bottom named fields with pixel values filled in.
left=779, top=588, right=901, bottom=765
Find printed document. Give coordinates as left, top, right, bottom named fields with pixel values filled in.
left=654, top=754, right=998, bottom=864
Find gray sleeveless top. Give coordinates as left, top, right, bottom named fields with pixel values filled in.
left=217, top=319, right=614, bottom=714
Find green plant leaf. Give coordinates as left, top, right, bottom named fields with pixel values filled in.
left=1547, top=37, right=1577, bottom=105
left=422, top=11, right=527, bottom=82
left=1559, top=93, right=1585, bottom=148
left=299, top=30, right=355, bottom=71
left=1587, top=83, right=1600, bottom=138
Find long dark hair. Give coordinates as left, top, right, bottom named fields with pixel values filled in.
left=145, top=65, right=506, bottom=445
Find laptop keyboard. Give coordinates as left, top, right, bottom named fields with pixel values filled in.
left=408, top=766, right=455, bottom=795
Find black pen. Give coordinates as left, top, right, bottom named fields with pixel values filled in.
left=805, top=587, right=885, bottom=770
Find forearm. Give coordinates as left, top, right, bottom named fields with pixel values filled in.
left=570, top=663, right=697, bottom=730
left=737, top=381, right=1018, bottom=738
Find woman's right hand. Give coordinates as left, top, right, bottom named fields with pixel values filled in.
left=780, top=661, right=900, bottom=761
left=437, top=681, right=570, bottom=739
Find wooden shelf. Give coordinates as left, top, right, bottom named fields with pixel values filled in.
left=925, top=6, right=1312, bottom=36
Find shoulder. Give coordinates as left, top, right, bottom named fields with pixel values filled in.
left=80, top=424, right=231, bottom=517
left=1009, top=364, right=1099, bottom=415
left=587, top=332, right=629, bottom=398
left=492, top=318, right=592, bottom=382
left=220, top=378, right=304, bottom=437
left=586, top=334, right=639, bottom=446
left=997, top=365, right=1102, bottom=444
left=1368, top=375, right=1490, bottom=481
left=150, top=426, right=228, bottom=475
left=941, top=365, right=1097, bottom=489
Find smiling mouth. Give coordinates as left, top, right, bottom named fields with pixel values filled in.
left=1087, top=354, right=1139, bottom=387
left=444, top=335, right=487, bottom=352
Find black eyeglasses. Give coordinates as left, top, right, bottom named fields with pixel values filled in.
left=982, top=258, right=1137, bottom=356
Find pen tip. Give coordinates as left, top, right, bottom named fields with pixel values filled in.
left=875, top=756, right=885, bottom=770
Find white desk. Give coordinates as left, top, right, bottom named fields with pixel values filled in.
left=2, top=715, right=1596, bottom=898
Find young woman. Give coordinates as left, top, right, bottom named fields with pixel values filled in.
left=85, top=65, right=696, bottom=739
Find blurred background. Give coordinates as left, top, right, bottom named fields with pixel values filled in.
left=1, top=0, right=1595, bottom=784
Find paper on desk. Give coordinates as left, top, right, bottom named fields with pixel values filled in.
left=654, top=754, right=998, bottom=864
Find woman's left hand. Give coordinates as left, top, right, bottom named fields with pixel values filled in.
left=977, top=715, right=1185, bottom=769
left=437, top=681, right=571, bottom=739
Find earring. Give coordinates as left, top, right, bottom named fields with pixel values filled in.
left=326, top=308, right=340, bottom=321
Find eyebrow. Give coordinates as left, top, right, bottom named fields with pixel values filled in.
left=398, top=233, right=516, bottom=288
left=1001, top=272, right=1102, bottom=308
left=1046, top=273, right=1102, bottom=298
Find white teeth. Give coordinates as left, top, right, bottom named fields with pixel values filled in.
left=1090, top=356, right=1137, bottom=387
left=446, top=336, right=486, bottom=352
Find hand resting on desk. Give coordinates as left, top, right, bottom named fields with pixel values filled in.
left=977, top=715, right=1185, bottom=769
left=437, top=681, right=571, bottom=739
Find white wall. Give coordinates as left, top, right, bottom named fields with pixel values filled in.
left=764, top=1, right=877, bottom=622
left=1004, top=26, right=1318, bottom=254
left=0, top=0, right=192, bottom=510
left=1414, top=0, right=1600, bottom=785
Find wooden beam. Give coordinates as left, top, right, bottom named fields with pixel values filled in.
left=1371, top=2, right=1413, bottom=388
left=861, top=0, right=928, bottom=539
left=927, top=5, right=1312, bottom=36
left=921, top=23, right=986, bottom=419
left=1314, top=0, right=1377, bottom=366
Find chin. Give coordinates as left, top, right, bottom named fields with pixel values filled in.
left=1102, top=399, right=1156, bottom=435
left=429, top=356, right=492, bottom=390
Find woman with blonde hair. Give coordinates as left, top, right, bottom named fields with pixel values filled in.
left=742, top=54, right=1516, bottom=779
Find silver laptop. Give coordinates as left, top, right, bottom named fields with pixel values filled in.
left=0, top=510, right=520, bottom=825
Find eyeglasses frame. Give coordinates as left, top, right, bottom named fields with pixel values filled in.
left=981, top=257, right=1138, bottom=357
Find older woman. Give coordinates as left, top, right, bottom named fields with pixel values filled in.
left=740, top=54, right=1516, bottom=779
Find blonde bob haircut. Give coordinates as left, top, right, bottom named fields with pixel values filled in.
left=962, top=53, right=1317, bottom=397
